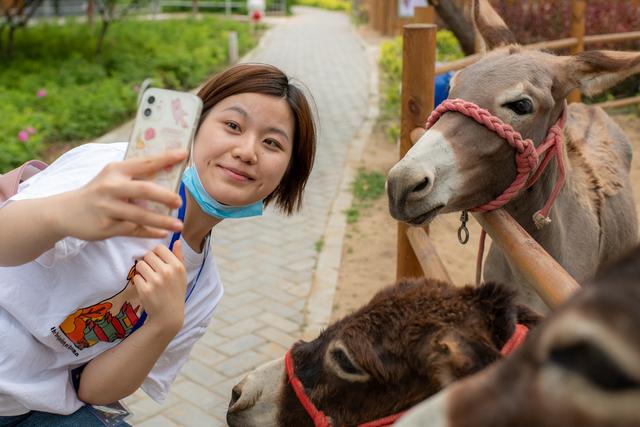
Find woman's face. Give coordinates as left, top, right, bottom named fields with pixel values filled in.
left=193, top=92, right=294, bottom=207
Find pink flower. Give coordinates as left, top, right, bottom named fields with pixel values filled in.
left=37, top=89, right=47, bottom=97
left=26, top=127, right=36, bottom=134
left=18, top=131, right=29, bottom=142
left=133, top=85, right=140, bottom=92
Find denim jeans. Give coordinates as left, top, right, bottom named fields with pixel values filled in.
left=0, top=406, right=131, bottom=427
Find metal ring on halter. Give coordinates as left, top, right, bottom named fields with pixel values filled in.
left=458, top=210, right=470, bottom=244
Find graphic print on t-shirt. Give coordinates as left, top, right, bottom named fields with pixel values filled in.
left=58, top=263, right=141, bottom=350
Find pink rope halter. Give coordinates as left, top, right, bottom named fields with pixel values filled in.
left=426, top=99, right=567, bottom=283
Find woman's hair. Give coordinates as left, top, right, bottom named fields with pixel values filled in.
left=196, top=63, right=317, bottom=215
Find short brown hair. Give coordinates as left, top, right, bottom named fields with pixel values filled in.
left=196, top=63, right=316, bottom=215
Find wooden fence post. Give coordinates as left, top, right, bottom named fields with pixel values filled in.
left=371, top=0, right=382, bottom=33
left=414, top=5, right=435, bottom=24
left=397, top=24, right=437, bottom=280
left=568, top=0, right=586, bottom=103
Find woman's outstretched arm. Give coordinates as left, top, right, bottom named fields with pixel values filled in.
left=0, top=150, right=187, bottom=267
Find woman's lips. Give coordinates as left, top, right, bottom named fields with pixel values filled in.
left=219, top=165, right=253, bottom=182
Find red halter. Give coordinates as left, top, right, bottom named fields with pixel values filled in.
left=284, top=326, right=528, bottom=426
left=425, top=99, right=568, bottom=283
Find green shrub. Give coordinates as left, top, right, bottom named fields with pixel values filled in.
left=293, top=0, right=351, bottom=12
left=0, top=17, right=257, bottom=172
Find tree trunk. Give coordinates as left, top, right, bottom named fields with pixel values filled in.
left=87, top=0, right=94, bottom=26
left=96, top=19, right=109, bottom=54
left=6, top=24, right=16, bottom=56
left=431, top=0, right=476, bottom=55
left=192, top=0, right=198, bottom=15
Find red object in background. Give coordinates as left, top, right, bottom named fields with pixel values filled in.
left=251, top=9, right=262, bottom=22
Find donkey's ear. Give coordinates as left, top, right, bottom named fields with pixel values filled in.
left=470, top=282, right=518, bottom=349
left=420, top=329, right=500, bottom=387
left=473, top=0, right=517, bottom=52
left=561, top=50, right=640, bottom=97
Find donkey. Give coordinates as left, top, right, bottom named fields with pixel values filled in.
left=226, top=278, right=541, bottom=426
left=386, top=0, right=639, bottom=312
left=397, top=245, right=640, bottom=427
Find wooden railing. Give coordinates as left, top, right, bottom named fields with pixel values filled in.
left=367, top=0, right=640, bottom=110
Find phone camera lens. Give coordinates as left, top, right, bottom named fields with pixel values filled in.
left=143, top=108, right=152, bottom=117
left=147, top=96, right=155, bottom=104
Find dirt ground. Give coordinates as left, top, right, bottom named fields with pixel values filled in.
left=330, top=113, right=640, bottom=322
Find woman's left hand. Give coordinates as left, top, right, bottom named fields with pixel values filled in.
left=133, top=242, right=187, bottom=334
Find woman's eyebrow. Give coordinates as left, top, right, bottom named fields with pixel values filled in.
left=223, top=105, right=249, bottom=118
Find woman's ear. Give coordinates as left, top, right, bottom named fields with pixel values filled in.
left=473, top=0, right=517, bottom=52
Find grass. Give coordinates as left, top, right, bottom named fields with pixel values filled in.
left=345, top=168, right=386, bottom=224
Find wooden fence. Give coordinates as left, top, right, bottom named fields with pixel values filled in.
left=368, top=0, right=640, bottom=109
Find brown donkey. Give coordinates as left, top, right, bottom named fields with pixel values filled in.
left=397, top=245, right=640, bottom=427
left=386, top=0, right=639, bottom=312
left=226, top=278, right=541, bottom=427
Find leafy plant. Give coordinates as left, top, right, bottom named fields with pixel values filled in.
left=0, top=17, right=257, bottom=172
left=293, top=0, right=351, bottom=12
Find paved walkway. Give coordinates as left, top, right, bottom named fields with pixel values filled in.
left=122, top=7, right=376, bottom=426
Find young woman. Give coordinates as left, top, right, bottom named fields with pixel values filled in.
left=0, top=63, right=316, bottom=425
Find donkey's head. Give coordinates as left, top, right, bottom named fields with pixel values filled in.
left=226, top=278, right=541, bottom=427
left=397, top=245, right=640, bottom=427
left=387, top=0, right=640, bottom=225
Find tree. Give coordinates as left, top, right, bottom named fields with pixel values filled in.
left=94, top=0, right=145, bottom=54
left=0, top=0, right=44, bottom=56
left=430, top=0, right=476, bottom=55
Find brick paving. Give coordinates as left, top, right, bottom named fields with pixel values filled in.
left=122, top=7, right=374, bottom=426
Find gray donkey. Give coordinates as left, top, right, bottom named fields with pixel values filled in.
left=387, top=0, right=639, bottom=313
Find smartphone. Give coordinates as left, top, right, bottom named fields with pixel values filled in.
left=125, top=87, right=202, bottom=215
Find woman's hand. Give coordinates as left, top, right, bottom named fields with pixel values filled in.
left=57, top=149, right=188, bottom=242
left=133, top=241, right=187, bottom=333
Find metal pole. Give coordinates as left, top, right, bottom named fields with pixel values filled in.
left=228, top=30, right=238, bottom=64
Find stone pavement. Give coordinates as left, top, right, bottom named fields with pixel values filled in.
left=121, top=7, right=378, bottom=426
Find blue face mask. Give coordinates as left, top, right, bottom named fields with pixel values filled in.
left=181, top=166, right=263, bottom=219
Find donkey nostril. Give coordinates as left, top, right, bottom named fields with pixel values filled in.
left=412, top=176, right=430, bottom=193
left=229, top=385, right=242, bottom=409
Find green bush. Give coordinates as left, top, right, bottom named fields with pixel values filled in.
left=0, top=17, right=257, bottom=173
left=378, top=30, right=464, bottom=142
left=293, top=0, right=351, bottom=12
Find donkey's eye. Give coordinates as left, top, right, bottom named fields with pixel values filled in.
left=549, top=341, right=639, bottom=391
left=331, top=349, right=361, bottom=375
left=504, top=99, right=533, bottom=115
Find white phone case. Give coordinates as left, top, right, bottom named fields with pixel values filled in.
left=125, top=88, right=203, bottom=215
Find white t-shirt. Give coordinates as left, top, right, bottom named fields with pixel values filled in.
left=0, top=143, right=224, bottom=415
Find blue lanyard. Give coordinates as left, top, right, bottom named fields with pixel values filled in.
left=131, top=183, right=208, bottom=334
